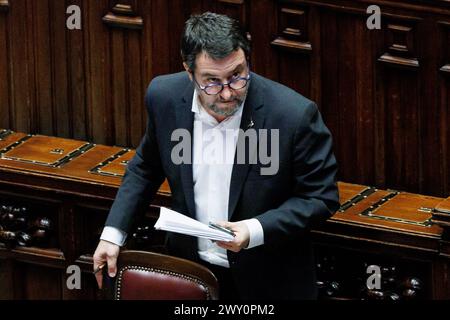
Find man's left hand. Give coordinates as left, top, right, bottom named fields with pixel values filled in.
left=215, top=221, right=250, bottom=252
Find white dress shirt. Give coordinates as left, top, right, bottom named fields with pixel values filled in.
left=101, top=89, right=264, bottom=267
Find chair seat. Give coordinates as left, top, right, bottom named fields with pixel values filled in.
left=113, top=250, right=219, bottom=300
left=116, top=266, right=213, bottom=300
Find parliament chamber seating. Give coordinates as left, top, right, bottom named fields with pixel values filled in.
left=0, top=130, right=449, bottom=300
left=112, top=250, right=219, bottom=300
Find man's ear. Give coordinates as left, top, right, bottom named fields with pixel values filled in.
left=183, top=62, right=193, bottom=81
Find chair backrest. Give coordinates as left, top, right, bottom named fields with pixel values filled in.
left=114, top=250, right=219, bottom=300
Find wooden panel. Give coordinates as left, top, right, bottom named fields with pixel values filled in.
left=19, top=263, right=62, bottom=299
left=333, top=189, right=442, bottom=237
left=33, top=0, right=53, bottom=136
left=337, top=13, right=358, bottom=182
left=8, top=0, right=33, bottom=132
left=0, top=0, right=449, bottom=199
left=337, top=181, right=370, bottom=204
left=216, top=0, right=248, bottom=29
left=50, top=0, right=70, bottom=138
left=317, top=9, right=376, bottom=184
left=271, top=5, right=312, bottom=53
left=128, top=31, right=146, bottom=147
left=0, top=132, right=174, bottom=192
left=381, top=69, right=421, bottom=193
left=168, top=0, right=189, bottom=73
left=249, top=0, right=278, bottom=80
left=418, top=19, right=441, bottom=196
left=319, top=8, right=339, bottom=167
left=102, top=2, right=144, bottom=30
left=111, top=28, right=128, bottom=147
left=438, top=22, right=450, bottom=199
left=374, top=14, right=423, bottom=194
left=90, top=148, right=134, bottom=177
left=0, top=131, right=28, bottom=150
left=67, top=0, right=88, bottom=140
left=85, top=0, right=112, bottom=145
left=140, top=0, right=154, bottom=142
left=377, top=19, right=421, bottom=69
left=272, top=2, right=313, bottom=96
left=0, top=0, right=10, bottom=129
left=353, top=12, right=379, bottom=185
left=1, top=135, right=90, bottom=166
left=308, top=6, right=322, bottom=106
left=0, top=259, right=14, bottom=299
left=150, top=0, right=170, bottom=76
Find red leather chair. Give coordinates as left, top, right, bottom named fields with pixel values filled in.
left=114, top=250, right=219, bottom=300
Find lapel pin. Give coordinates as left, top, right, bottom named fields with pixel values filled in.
left=247, top=118, right=254, bottom=129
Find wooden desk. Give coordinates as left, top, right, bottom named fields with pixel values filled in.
left=313, top=182, right=450, bottom=299
left=0, top=131, right=170, bottom=299
left=0, top=130, right=449, bottom=299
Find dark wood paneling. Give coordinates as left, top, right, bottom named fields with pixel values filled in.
left=51, top=0, right=71, bottom=138
left=0, top=0, right=449, bottom=198
left=275, top=4, right=313, bottom=96
left=8, top=0, right=33, bottom=132
left=128, top=32, right=146, bottom=147
left=249, top=0, right=278, bottom=80
left=0, top=2, right=10, bottom=129
left=140, top=0, right=154, bottom=135
left=320, top=8, right=339, bottom=159
left=274, top=1, right=450, bottom=197
left=168, top=0, right=189, bottom=73
left=438, top=22, right=450, bottom=199
left=67, top=0, right=88, bottom=141
left=85, top=0, right=112, bottom=145
left=110, top=28, right=128, bottom=147
left=418, top=18, right=441, bottom=196
left=102, top=1, right=143, bottom=30
left=354, top=12, right=377, bottom=184
left=0, top=259, right=14, bottom=299
left=382, top=69, right=421, bottom=192
left=337, top=13, right=358, bottom=182
left=216, top=0, right=248, bottom=29
left=19, top=263, right=62, bottom=299
left=150, top=0, right=170, bottom=77
left=33, top=0, right=54, bottom=136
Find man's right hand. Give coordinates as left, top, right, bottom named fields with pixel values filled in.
left=93, top=240, right=120, bottom=289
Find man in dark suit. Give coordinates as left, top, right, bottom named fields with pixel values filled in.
left=93, top=12, right=339, bottom=300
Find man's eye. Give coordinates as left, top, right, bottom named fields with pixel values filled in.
left=207, top=78, right=220, bottom=83
left=230, top=73, right=241, bottom=81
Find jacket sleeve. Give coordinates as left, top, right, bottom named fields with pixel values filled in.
left=256, top=102, right=340, bottom=245
left=104, top=82, right=166, bottom=233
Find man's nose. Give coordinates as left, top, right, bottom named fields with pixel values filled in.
left=220, top=85, right=233, bottom=101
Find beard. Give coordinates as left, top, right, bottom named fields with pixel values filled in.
left=206, top=98, right=242, bottom=117
left=205, top=88, right=249, bottom=117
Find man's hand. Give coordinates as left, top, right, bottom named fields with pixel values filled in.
left=215, top=221, right=250, bottom=253
left=93, top=240, right=120, bottom=289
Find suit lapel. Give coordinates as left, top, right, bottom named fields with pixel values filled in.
left=228, top=74, right=265, bottom=219
left=176, top=82, right=196, bottom=218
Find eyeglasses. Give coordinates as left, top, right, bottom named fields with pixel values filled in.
left=193, top=73, right=251, bottom=95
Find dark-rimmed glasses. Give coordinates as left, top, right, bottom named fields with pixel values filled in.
left=193, top=73, right=251, bottom=95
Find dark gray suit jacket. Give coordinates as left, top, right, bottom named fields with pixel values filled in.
left=105, top=71, right=340, bottom=299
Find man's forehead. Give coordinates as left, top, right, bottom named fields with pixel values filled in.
left=196, top=49, right=246, bottom=75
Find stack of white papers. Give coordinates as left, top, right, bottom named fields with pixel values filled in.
left=154, top=207, right=235, bottom=242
